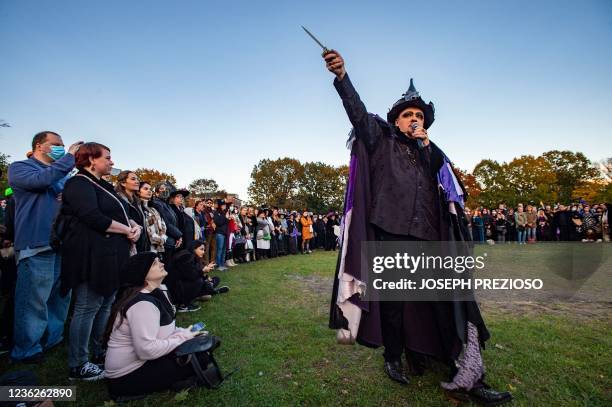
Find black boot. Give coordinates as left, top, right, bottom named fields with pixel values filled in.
left=383, top=360, right=409, bottom=385
left=446, top=383, right=512, bottom=406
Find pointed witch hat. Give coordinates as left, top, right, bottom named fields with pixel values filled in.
left=387, top=78, right=435, bottom=129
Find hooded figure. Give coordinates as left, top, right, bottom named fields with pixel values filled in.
left=323, top=50, right=511, bottom=406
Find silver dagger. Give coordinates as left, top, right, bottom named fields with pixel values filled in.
left=301, top=25, right=331, bottom=56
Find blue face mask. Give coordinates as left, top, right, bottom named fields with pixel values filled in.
left=47, top=145, right=66, bottom=161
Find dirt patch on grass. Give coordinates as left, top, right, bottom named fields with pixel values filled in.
left=287, top=273, right=611, bottom=321
left=480, top=300, right=612, bottom=320
left=285, top=274, right=333, bottom=295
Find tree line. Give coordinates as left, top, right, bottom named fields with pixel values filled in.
left=247, top=158, right=348, bottom=213
left=458, top=151, right=611, bottom=208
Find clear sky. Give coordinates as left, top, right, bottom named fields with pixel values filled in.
left=1, top=0, right=611, bottom=200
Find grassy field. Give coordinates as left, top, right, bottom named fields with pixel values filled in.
left=1, top=248, right=610, bottom=406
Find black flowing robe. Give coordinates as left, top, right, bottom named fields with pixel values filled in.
left=328, top=75, right=489, bottom=362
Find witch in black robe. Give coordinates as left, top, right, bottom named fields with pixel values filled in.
left=324, top=51, right=511, bottom=405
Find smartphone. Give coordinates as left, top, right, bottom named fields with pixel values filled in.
left=191, top=322, right=206, bottom=332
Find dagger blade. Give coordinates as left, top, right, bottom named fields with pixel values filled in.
left=301, top=25, right=329, bottom=53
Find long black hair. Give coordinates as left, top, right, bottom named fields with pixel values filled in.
left=102, top=284, right=145, bottom=347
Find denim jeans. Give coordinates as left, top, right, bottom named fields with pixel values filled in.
left=68, top=283, right=116, bottom=368
left=527, top=227, right=537, bottom=241
left=215, top=233, right=226, bottom=266
left=11, top=250, right=70, bottom=360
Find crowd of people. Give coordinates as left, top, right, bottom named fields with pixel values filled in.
left=0, top=131, right=610, bottom=401
left=0, top=132, right=341, bottom=400
left=464, top=202, right=611, bottom=244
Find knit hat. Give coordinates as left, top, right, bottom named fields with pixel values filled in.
left=123, top=252, right=158, bottom=286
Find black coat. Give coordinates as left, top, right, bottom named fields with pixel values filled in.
left=213, top=210, right=228, bottom=235
left=329, top=76, right=489, bottom=361
left=334, top=75, right=441, bottom=240
left=166, top=249, right=204, bottom=305
left=60, top=170, right=131, bottom=297
left=171, top=205, right=195, bottom=250
left=150, top=197, right=182, bottom=249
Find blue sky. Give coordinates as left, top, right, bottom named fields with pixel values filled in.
left=1, top=0, right=611, bottom=199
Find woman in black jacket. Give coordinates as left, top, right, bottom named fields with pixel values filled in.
left=248, top=207, right=258, bottom=261
left=167, top=240, right=227, bottom=312
left=325, top=214, right=338, bottom=251
left=60, top=143, right=142, bottom=381
left=286, top=212, right=299, bottom=255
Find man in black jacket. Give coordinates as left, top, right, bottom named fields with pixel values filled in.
left=324, top=50, right=511, bottom=406
left=150, top=183, right=182, bottom=263
left=168, top=189, right=195, bottom=251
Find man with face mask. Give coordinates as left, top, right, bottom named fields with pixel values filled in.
left=7, top=131, right=82, bottom=363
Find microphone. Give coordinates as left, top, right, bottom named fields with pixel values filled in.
left=411, top=123, right=424, bottom=149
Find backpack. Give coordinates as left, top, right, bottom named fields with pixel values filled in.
left=174, top=334, right=233, bottom=389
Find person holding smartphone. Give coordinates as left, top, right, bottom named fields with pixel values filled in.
left=103, top=252, right=199, bottom=400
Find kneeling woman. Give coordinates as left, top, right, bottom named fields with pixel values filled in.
left=167, top=240, right=229, bottom=312
left=103, top=252, right=199, bottom=399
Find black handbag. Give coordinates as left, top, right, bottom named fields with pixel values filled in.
left=49, top=209, right=76, bottom=252
left=174, top=334, right=232, bottom=389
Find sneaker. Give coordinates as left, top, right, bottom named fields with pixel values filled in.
left=216, top=286, right=230, bottom=294
left=69, top=361, right=105, bottom=381
left=177, top=303, right=201, bottom=313
left=91, top=352, right=106, bottom=370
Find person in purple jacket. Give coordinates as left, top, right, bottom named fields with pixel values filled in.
left=7, top=131, right=82, bottom=363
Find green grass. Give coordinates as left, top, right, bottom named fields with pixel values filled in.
left=1, top=250, right=610, bottom=406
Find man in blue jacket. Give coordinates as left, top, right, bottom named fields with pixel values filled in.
left=8, top=131, right=82, bottom=362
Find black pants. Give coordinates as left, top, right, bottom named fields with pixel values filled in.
left=288, top=236, right=297, bottom=254
left=201, top=276, right=221, bottom=296
left=380, top=300, right=405, bottom=362
left=374, top=226, right=423, bottom=363
left=325, top=232, right=336, bottom=250
left=233, top=243, right=245, bottom=261
left=106, top=352, right=207, bottom=399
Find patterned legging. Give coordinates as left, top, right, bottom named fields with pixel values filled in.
left=441, top=322, right=485, bottom=391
